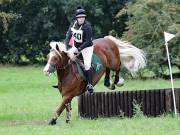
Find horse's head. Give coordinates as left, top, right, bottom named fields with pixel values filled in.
left=43, top=41, right=67, bottom=76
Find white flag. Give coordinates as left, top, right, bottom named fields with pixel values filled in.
left=164, top=32, right=175, bottom=43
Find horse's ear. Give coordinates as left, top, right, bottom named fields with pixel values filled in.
left=56, top=44, right=60, bottom=52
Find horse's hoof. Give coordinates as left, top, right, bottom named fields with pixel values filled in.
left=52, top=85, right=58, bottom=89
left=66, top=119, right=70, bottom=123
left=116, top=83, right=124, bottom=87
left=116, top=78, right=124, bottom=87
left=104, top=81, right=110, bottom=87
left=111, top=85, right=116, bottom=90
left=48, top=118, right=57, bottom=125
left=109, top=84, right=116, bottom=90
left=104, top=83, right=110, bottom=87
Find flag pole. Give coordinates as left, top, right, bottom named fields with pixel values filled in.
left=165, top=40, right=177, bottom=115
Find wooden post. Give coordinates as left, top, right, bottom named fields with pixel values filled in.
left=165, top=90, right=172, bottom=112
left=155, top=90, right=160, bottom=116
left=175, top=89, right=180, bottom=113
left=141, top=91, right=146, bottom=115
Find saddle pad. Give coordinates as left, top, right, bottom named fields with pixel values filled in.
left=75, top=53, right=103, bottom=80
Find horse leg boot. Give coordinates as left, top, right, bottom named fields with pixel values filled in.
left=104, top=68, right=110, bottom=87
left=86, top=68, right=94, bottom=93
left=114, top=71, right=124, bottom=87
left=116, top=73, right=125, bottom=87
left=109, top=70, right=120, bottom=90
left=111, top=70, right=120, bottom=90
left=49, top=96, right=72, bottom=125
left=65, top=102, right=72, bottom=123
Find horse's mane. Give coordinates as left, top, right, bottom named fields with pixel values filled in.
left=49, top=41, right=67, bottom=52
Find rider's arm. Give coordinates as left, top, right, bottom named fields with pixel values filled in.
left=77, top=24, right=93, bottom=51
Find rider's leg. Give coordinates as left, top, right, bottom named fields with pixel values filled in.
left=85, top=68, right=93, bottom=93
left=81, top=46, right=94, bottom=93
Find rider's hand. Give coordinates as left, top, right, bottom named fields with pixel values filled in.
left=77, top=47, right=81, bottom=52
left=67, top=47, right=78, bottom=60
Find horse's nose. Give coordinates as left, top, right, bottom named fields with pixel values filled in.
left=43, top=69, right=49, bottom=76
left=43, top=64, right=50, bottom=76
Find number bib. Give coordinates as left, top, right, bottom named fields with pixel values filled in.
left=71, top=27, right=83, bottom=43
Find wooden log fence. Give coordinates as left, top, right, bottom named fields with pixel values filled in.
left=78, top=88, right=180, bottom=118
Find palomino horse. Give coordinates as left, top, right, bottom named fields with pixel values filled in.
left=43, top=36, right=146, bottom=125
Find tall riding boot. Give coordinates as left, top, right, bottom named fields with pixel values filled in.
left=86, top=69, right=94, bottom=93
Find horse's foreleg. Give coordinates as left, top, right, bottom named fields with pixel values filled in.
left=49, top=96, right=72, bottom=125
left=65, top=102, right=72, bottom=123
left=104, top=68, right=110, bottom=87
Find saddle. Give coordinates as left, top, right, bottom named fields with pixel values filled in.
left=73, top=53, right=103, bottom=80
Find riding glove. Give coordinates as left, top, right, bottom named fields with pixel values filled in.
left=67, top=47, right=79, bottom=60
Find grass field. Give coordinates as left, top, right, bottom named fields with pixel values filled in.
left=0, top=66, right=180, bottom=135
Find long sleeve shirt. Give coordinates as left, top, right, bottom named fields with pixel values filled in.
left=64, top=20, right=93, bottom=51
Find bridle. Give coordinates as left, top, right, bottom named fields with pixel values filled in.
left=50, top=48, right=71, bottom=70
left=48, top=48, right=80, bottom=89
left=49, top=48, right=71, bottom=90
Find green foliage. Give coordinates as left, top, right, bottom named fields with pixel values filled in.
left=117, top=0, right=180, bottom=77
left=1, top=0, right=179, bottom=78
left=132, top=100, right=144, bottom=118
left=0, top=0, right=127, bottom=64
left=0, top=12, right=19, bottom=34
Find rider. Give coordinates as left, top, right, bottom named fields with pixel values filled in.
left=65, top=6, right=94, bottom=93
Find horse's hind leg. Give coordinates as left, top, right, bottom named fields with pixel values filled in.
left=104, top=68, right=110, bottom=87
left=113, top=68, right=125, bottom=87
left=109, top=70, right=120, bottom=90
left=114, top=70, right=120, bottom=85
left=65, top=102, right=72, bottom=123
left=104, top=68, right=121, bottom=90
left=108, top=68, right=126, bottom=90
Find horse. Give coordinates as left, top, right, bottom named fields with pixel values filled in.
left=43, top=35, right=146, bottom=125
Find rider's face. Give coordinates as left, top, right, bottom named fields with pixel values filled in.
left=77, top=17, right=85, bottom=25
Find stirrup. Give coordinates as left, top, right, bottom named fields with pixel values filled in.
left=86, top=84, right=94, bottom=93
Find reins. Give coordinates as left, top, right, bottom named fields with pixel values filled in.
left=55, top=52, right=81, bottom=70
left=55, top=60, right=71, bottom=70
left=51, top=49, right=82, bottom=89
left=50, top=48, right=70, bottom=70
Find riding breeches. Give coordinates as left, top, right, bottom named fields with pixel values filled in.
left=81, top=46, right=94, bottom=70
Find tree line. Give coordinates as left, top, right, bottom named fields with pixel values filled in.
left=0, top=0, right=179, bottom=77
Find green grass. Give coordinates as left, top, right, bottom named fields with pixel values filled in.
left=0, top=66, right=180, bottom=135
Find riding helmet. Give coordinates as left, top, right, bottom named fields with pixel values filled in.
left=75, top=6, right=86, bottom=18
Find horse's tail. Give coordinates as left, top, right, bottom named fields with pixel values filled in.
left=104, top=35, right=146, bottom=75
